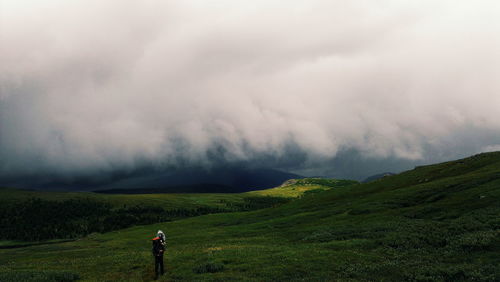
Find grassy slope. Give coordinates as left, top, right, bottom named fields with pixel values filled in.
left=0, top=178, right=345, bottom=209
left=1, top=153, right=499, bottom=281
left=246, top=178, right=358, bottom=197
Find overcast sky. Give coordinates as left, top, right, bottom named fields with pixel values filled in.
left=1, top=1, right=500, bottom=182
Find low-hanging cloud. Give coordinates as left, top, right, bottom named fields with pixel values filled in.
left=1, top=0, right=500, bottom=180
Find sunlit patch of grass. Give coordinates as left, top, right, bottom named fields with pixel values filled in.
left=246, top=178, right=358, bottom=198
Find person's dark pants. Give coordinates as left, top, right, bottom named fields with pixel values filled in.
left=155, top=254, right=164, bottom=278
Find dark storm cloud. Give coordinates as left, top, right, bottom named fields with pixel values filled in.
left=1, top=1, right=500, bottom=181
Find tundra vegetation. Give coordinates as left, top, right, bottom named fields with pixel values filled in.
left=0, top=152, right=499, bottom=281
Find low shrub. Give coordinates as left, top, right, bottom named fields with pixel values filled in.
left=0, top=270, right=79, bottom=282
left=192, top=262, right=225, bottom=274
left=450, top=231, right=497, bottom=252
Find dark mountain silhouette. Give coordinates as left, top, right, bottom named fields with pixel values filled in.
left=95, top=167, right=303, bottom=193
left=362, top=172, right=396, bottom=183
left=1, top=166, right=302, bottom=192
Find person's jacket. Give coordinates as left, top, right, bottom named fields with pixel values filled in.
left=152, top=237, right=165, bottom=256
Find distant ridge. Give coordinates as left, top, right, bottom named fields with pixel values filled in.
left=95, top=168, right=303, bottom=193
left=1, top=167, right=303, bottom=192
left=362, top=172, right=395, bottom=183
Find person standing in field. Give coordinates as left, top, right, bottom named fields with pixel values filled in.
left=152, top=230, right=166, bottom=279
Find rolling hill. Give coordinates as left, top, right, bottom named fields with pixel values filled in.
left=362, top=172, right=396, bottom=183
left=0, top=152, right=499, bottom=281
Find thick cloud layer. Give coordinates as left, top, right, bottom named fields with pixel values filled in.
left=1, top=0, right=500, bottom=180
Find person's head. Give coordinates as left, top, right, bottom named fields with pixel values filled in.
left=157, top=230, right=165, bottom=241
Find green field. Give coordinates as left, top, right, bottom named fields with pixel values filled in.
left=0, top=153, right=499, bottom=281
left=0, top=177, right=353, bottom=209
left=0, top=178, right=348, bottom=243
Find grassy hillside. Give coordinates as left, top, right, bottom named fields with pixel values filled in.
left=1, top=152, right=499, bottom=281
left=0, top=179, right=335, bottom=242
left=247, top=178, right=358, bottom=197
left=0, top=177, right=343, bottom=208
